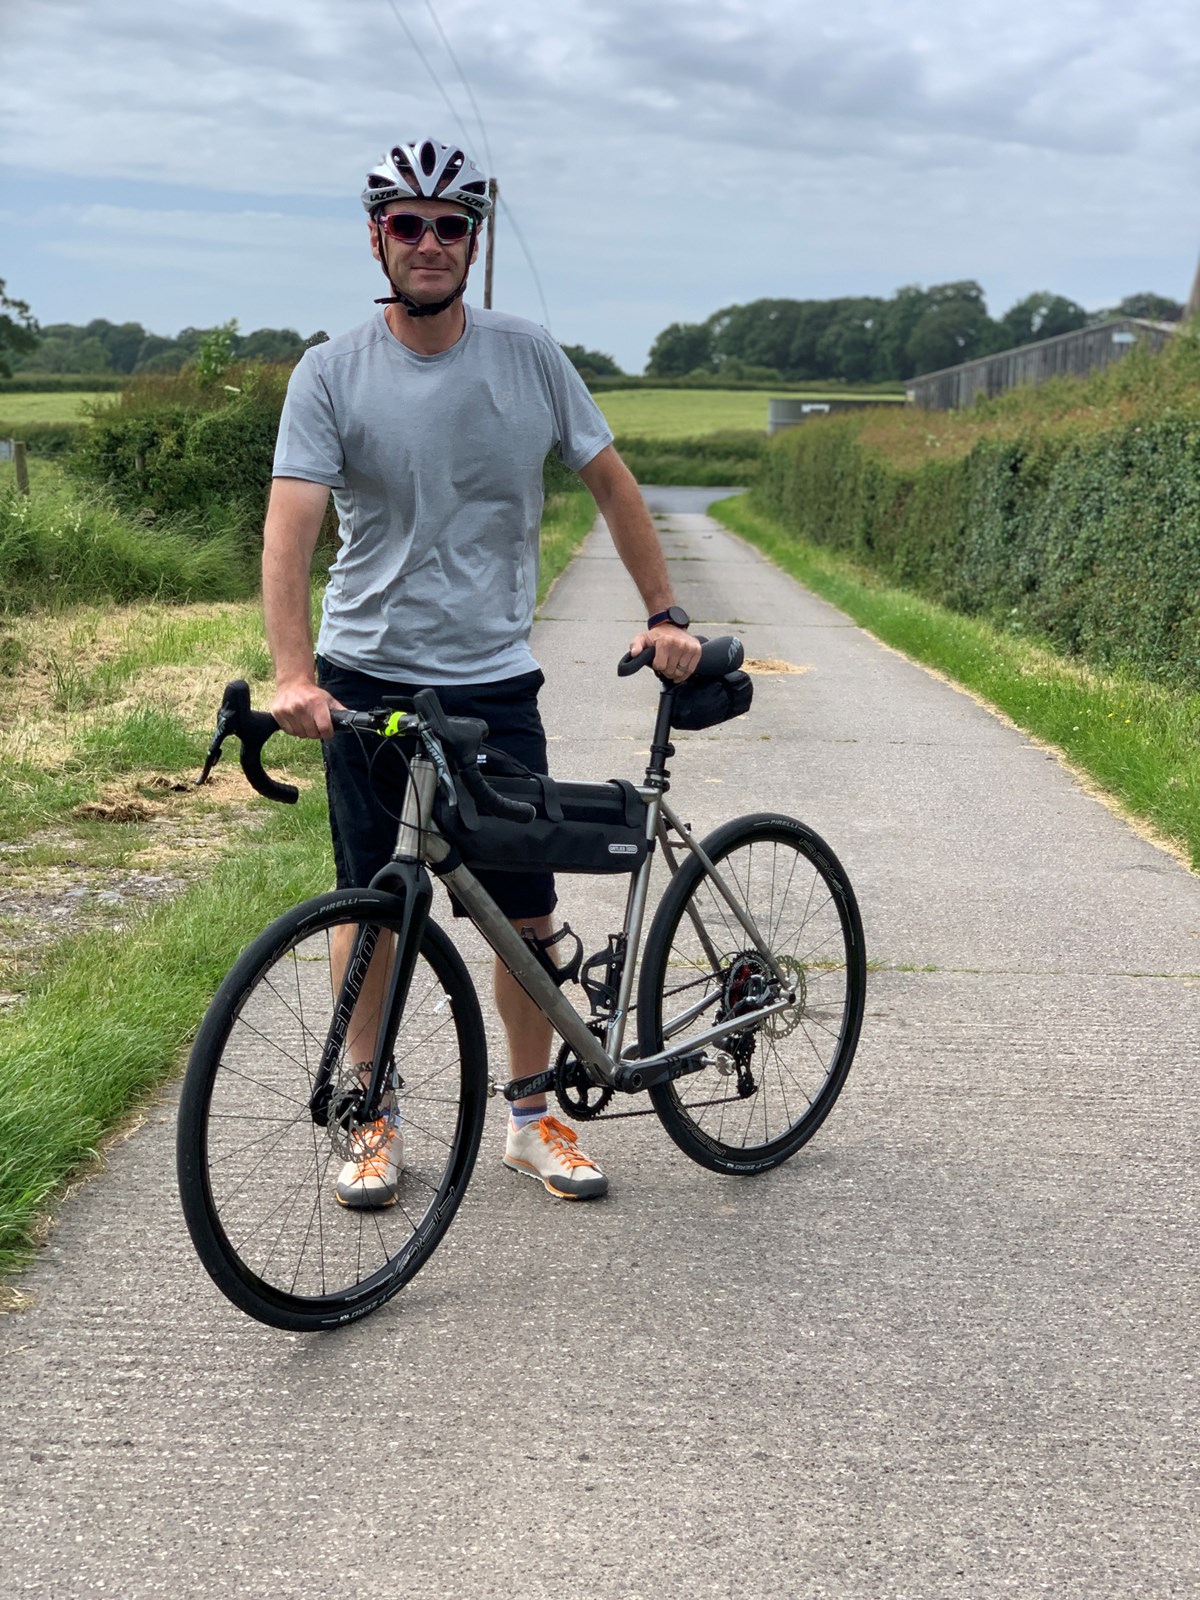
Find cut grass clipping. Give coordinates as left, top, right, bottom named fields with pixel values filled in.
left=712, top=493, right=1200, bottom=869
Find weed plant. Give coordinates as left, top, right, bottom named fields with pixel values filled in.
left=0, top=480, right=258, bottom=613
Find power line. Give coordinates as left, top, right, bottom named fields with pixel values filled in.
left=498, top=196, right=553, bottom=333
left=381, top=0, right=475, bottom=154
left=379, top=0, right=554, bottom=331
left=421, top=0, right=493, bottom=173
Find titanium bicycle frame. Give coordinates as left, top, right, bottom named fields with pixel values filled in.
left=333, top=710, right=799, bottom=1122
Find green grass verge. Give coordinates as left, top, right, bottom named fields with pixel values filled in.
left=538, top=486, right=597, bottom=602
left=0, top=477, right=599, bottom=1274
left=712, top=493, right=1200, bottom=867
left=0, top=777, right=333, bottom=1272
left=0, top=478, right=259, bottom=613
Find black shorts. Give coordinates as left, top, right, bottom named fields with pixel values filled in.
left=316, top=657, right=557, bottom=920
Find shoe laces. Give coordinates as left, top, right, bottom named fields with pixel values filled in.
left=535, top=1114, right=598, bottom=1172
left=349, top=1117, right=396, bottom=1177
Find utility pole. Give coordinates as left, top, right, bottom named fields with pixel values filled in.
left=484, top=178, right=497, bottom=310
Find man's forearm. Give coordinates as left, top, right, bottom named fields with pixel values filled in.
left=263, top=540, right=318, bottom=685
left=261, top=478, right=330, bottom=686
left=585, top=455, right=674, bottom=615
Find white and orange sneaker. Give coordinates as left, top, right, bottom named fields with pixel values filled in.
left=335, top=1119, right=404, bottom=1209
left=502, top=1113, right=608, bottom=1200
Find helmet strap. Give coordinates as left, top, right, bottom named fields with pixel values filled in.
left=372, top=218, right=473, bottom=318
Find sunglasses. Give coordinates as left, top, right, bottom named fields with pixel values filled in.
left=378, top=212, right=476, bottom=245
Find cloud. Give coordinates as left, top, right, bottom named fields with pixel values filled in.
left=3, top=0, right=1198, bottom=369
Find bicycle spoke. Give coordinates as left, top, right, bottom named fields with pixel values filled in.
left=181, top=902, right=484, bottom=1327
left=642, top=819, right=863, bottom=1169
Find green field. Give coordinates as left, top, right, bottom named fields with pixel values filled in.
left=0, top=391, right=115, bottom=426
left=1, top=384, right=911, bottom=438
left=594, top=388, right=900, bottom=439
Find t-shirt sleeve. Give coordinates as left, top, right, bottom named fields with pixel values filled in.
left=541, top=339, right=614, bottom=473
left=273, top=350, right=346, bottom=487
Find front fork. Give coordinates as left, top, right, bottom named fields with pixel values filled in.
left=307, top=858, right=434, bottom=1127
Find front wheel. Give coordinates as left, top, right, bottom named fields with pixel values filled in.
left=177, top=891, right=488, bottom=1332
left=638, top=814, right=865, bottom=1174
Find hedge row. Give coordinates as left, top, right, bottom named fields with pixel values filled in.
left=0, top=421, right=87, bottom=458
left=613, top=430, right=764, bottom=486
left=69, top=365, right=292, bottom=534
left=754, top=341, right=1200, bottom=686
left=0, top=374, right=127, bottom=394
left=587, top=375, right=903, bottom=396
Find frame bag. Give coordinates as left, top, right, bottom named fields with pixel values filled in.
left=441, top=770, right=649, bottom=876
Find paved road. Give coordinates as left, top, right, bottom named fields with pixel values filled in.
left=2, top=492, right=1197, bottom=1598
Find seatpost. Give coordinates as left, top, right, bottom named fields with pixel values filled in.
left=644, top=687, right=677, bottom=790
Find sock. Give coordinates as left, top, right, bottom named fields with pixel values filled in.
left=511, top=1101, right=548, bottom=1130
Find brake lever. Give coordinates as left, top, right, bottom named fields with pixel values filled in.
left=418, top=725, right=460, bottom=816
left=194, top=683, right=247, bottom=787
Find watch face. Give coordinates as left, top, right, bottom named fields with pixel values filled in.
left=667, top=606, right=690, bottom=629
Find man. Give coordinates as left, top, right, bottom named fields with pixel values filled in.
left=264, top=136, right=699, bottom=1208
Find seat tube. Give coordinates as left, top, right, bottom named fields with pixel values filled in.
left=606, top=788, right=662, bottom=1058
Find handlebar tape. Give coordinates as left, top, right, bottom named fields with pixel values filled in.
left=218, top=680, right=299, bottom=805
left=616, top=634, right=745, bottom=680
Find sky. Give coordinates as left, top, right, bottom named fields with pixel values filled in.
left=2, top=0, right=1198, bottom=373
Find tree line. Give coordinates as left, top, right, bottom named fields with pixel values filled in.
left=0, top=277, right=1185, bottom=386
left=645, top=284, right=1186, bottom=384
left=5, top=313, right=327, bottom=377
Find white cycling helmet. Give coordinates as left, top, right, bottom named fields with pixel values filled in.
left=362, top=138, right=492, bottom=221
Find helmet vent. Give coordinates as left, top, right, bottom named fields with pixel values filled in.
left=419, top=140, right=438, bottom=176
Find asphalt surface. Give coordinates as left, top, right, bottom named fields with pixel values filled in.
left=1, top=489, right=1197, bottom=1598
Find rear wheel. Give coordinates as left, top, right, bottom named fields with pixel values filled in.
left=638, top=814, right=865, bottom=1174
left=177, top=891, right=487, bottom=1331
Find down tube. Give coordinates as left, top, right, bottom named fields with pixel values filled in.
left=437, top=862, right=616, bottom=1083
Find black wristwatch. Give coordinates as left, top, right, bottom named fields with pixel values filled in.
left=647, top=605, right=690, bottom=630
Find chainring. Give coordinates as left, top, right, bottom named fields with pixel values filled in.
left=553, top=1040, right=614, bottom=1121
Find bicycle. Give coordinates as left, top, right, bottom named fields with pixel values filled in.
left=176, top=636, right=866, bottom=1331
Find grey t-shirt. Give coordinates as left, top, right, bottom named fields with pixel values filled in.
left=273, top=305, right=613, bottom=684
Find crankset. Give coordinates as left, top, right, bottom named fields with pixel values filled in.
left=552, top=1040, right=613, bottom=1121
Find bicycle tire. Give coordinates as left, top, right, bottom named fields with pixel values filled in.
left=177, top=890, right=487, bottom=1332
left=637, top=813, right=865, bottom=1175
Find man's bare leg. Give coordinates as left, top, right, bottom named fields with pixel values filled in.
left=330, top=921, right=395, bottom=1071
left=497, top=913, right=608, bottom=1197
left=493, top=913, right=556, bottom=1106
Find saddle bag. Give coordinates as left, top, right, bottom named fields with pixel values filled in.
left=670, top=670, right=754, bottom=731
left=440, top=771, right=649, bottom=876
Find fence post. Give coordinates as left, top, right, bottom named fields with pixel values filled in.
left=13, top=440, right=29, bottom=496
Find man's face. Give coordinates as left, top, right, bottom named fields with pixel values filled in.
left=370, top=198, right=480, bottom=304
